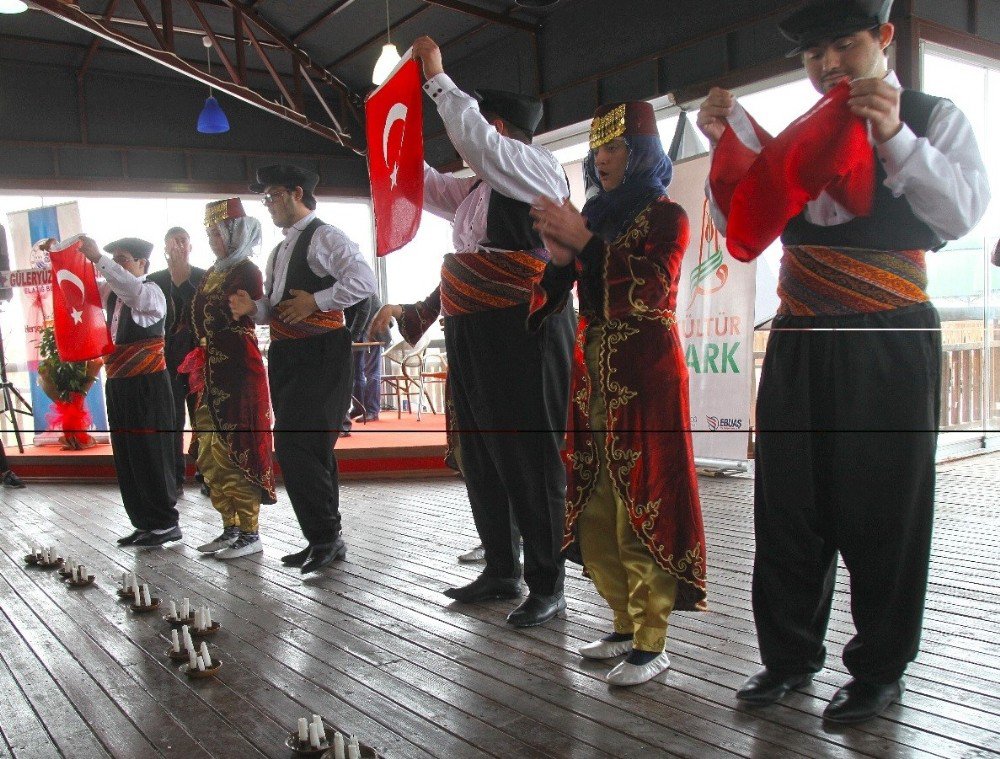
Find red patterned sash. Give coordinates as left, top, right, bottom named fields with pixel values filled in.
left=778, top=245, right=929, bottom=316
left=268, top=309, right=345, bottom=342
left=440, top=249, right=549, bottom=317
left=105, top=337, right=166, bottom=378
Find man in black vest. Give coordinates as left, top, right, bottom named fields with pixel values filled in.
left=81, top=235, right=181, bottom=547
left=230, top=165, right=377, bottom=574
left=148, top=227, right=206, bottom=491
left=697, top=0, right=990, bottom=723
left=411, top=36, right=575, bottom=628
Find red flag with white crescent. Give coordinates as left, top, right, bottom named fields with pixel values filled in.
left=49, top=240, right=113, bottom=362
left=366, top=56, right=424, bottom=257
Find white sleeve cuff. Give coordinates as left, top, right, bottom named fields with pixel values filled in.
left=876, top=123, right=919, bottom=187
left=422, top=73, right=457, bottom=102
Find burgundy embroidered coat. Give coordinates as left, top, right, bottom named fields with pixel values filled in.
left=529, top=197, right=707, bottom=611
left=190, top=260, right=276, bottom=504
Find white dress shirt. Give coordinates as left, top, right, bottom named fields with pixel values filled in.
left=96, top=254, right=166, bottom=338
left=708, top=71, right=991, bottom=242
left=422, top=73, right=569, bottom=254
left=253, top=211, right=377, bottom=323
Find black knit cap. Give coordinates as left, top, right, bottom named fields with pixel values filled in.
left=474, top=89, right=544, bottom=137
left=779, top=0, right=893, bottom=56
left=103, top=237, right=154, bottom=259
left=249, top=163, right=319, bottom=194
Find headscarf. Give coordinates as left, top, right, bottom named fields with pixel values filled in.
left=212, top=215, right=261, bottom=272
left=581, top=101, right=673, bottom=242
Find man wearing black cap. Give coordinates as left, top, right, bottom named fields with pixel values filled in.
left=80, top=235, right=181, bottom=547
left=148, top=227, right=206, bottom=491
left=408, top=36, right=575, bottom=628
left=230, top=163, right=377, bottom=575
left=697, top=0, right=990, bottom=723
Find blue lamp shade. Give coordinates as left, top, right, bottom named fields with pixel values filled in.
left=197, top=96, right=230, bottom=134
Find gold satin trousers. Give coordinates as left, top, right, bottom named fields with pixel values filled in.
left=195, top=404, right=260, bottom=533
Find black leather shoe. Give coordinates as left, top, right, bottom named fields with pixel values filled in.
left=506, top=593, right=566, bottom=627
left=443, top=574, right=521, bottom=603
left=736, top=668, right=814, bottom=706
left=301, top=537, right=347, bottom=575
left=281, top=546, right=312, bottom=567
left=117, top=529, right=148, bottom=546
left=823, top=678, right=903, bottom=724
left=132, top=525, right=182, bottom=547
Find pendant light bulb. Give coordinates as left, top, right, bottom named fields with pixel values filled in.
left=372, top=43, right=401, bottom=86
left=0, top=0, right=28, bottom=12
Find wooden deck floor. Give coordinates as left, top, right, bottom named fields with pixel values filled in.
left=0, top=453, right=998, bottom=758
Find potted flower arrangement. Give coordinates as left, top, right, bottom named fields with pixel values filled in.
left=36, top=325, right=102, bottom=449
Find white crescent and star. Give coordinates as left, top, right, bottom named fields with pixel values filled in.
left=382, top=102, right=408, bottom=189
left=56, top=269, right=86, bottom=325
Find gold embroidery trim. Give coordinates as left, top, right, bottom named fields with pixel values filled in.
left=589, top=104, right=626, bottom=149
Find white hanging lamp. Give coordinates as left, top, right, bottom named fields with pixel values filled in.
left=372, top=0, right=401, bottom=85
left=0, top=0, right=28, bottom=13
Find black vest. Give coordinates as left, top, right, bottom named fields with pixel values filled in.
left=781, top=89, right=945, bottom=251
left=106, top=289, right=166, bottom=344
left=483, top=191, right=544, bottom=251
left=268, top=217, right=336, bottom=301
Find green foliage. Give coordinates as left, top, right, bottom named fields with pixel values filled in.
left=37, top=326, right=92, bottom=402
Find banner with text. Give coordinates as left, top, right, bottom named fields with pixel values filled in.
left=7, top=202, right=108, bottom=441
left=671, top=156, right=756, bottom=463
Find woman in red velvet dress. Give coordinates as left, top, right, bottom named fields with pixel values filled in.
left=530, top=101, right=707, bottom=686
left=182, top=198, right=275, bottom=559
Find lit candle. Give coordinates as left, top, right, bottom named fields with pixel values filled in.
left=181, top=597, right=190, bottom=618
left=170, top=630, right=180, bottom=652
left=308, top=721, right=320, bottom=749
left=188, top=647, right=198, bottom=668
left=204, top=607, right=212, bottom=629
left=347, top=736, right=360, bottom=759
left=200, top=641, right=212, bottom=668
left=133, top=584, right=141, bottom=606
left=312, top=715, right=326, bottom=741
left=297, top=718, right=309, bottom=743
left=333, top=732, right=345, bottom=759
left=169, top=600, right=178, bottom=620
left=141, top=584, right=151, bottom=607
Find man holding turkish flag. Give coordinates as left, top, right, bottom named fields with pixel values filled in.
left=697, top=0, right=990, bottom=724
left=366, top=55, right=423, bottom=256
left=49, top=238, right=113, bottom=362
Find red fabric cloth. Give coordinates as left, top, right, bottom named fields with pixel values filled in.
left=712, top=81, right=876, bottom=262
left=189, top=261, right=276, bottom=504
left=177, top=346, right=206, bottom=395
left=366, top=59, right=424, bottom=256
left=708, top=109, right=772, bottom=219
left=44, top=392, right=93, bottom=448
left=49, top=241, right=113, bottom=362
left=529, top=198, right=708, bottom=611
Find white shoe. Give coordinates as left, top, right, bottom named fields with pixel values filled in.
left=215, top=533, right=262, bottom=559
left=197, top=527, right=239, bottom=553
left=579, top=637, right=632, bottom=660
left=606, top=652, right=670, bottom=686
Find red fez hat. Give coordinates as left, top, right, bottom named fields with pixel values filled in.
left=589, top=101, right=658, bottom=149
left=204, top=197, right=246, bottom=228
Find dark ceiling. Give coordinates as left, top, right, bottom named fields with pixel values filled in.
left=0, top=0, right=995, bottom=194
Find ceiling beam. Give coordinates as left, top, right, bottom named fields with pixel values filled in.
left=422, top=0, right=537, bottom=32
left=32, top=0, right=363, bottom=153
left=326, top=4, right=430, bottom=69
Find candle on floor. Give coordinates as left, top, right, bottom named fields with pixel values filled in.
left=170, top=630, right=180, bottom=653
left=196, top=655, right=205, bottom=672
left=130, top=572, right=137, bottom=591
left=347, top=736, right=360, bottom=759
left=121, top=571, right=127, bottom=590
left=77, top=565, right=86, bottom=582
left=199, top=641, right=212, bottom=668
left=204, top=607, right=212, bottom=628
left=333, top=732, right=345, bottom=759
left=308, top=721, right=320, bottom=749
left=297, top=718, right=309, bottom=743
left=183, top=628, right=195, bottom=654
left=181, top=597, right=190, bottom=618
left=133, top=584, right=141, bottom=606
left=193, top=608, right=203, bottom=631
left=140, top=584, right=151, bottom=607
left=169, top=600, right=178, bottom=620
left=65, top=556, right=73, bottom=571
left=188, top=647, right=198, bottom=668
left=312, top=715, right=326, bottom=741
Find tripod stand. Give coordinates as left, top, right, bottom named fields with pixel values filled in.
left=0, top=308, right=34, bottom=454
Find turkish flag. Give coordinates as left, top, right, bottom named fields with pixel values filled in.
left=49, top=240, right=113, bottom=362
left=366, top=57, right=423, bottom=256
left=717, top=81, right=875, bottom=262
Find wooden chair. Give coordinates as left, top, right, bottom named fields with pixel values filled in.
left=381, top=336, right=432, bottom=419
